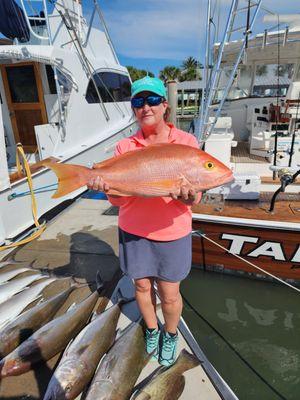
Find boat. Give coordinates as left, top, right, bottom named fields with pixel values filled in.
left=191, top=1, right=300, bottom=285
left=0, top=0, right=135, bottom=248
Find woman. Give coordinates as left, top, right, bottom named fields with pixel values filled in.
left=88, top=76, right=200, bottom=366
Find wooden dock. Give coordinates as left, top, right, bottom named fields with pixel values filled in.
left=0, top=197, right=236, bottom=399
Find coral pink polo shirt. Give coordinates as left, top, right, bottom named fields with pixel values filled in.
left=107, top=124, right=200, bottom=241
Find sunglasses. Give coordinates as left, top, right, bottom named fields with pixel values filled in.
left=131, top=95, right=164, bottom=108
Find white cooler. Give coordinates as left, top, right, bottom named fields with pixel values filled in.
left=208, top=172, right=261, bottom=200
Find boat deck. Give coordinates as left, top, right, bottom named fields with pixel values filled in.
left=0, top=198, right=233, bottom=399
left=192, top=192, right=300, bottom=224
left=231, top=142, right=269, bottom=164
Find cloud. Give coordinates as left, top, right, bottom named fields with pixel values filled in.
left=100, top=0, right=300, bottom=61
left=103, top=0, right=206, bottom=60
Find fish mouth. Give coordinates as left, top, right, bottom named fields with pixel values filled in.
left=216, top=170, right=234, bottom=186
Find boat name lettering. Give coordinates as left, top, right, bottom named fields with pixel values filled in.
left=221, top=233, right=300, bottom=263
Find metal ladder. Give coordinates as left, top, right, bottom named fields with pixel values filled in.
left=198, top=0, right=262, bottom=143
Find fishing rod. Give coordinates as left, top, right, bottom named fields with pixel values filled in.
left=269, top=168, right=300, bottom=212
left=272, top=14, right=281, bottom=180
left=288, top=92, right=300, bottom=167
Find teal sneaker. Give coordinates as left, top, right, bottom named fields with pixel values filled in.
left=159, top=331, right=178, bottom=367
left=145, top=328, right=160, bottom=360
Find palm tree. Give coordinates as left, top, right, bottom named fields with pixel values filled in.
left=180, top=57, right=203, bottom=81
left=182, top=56, right=198, bottom=71
left=126, top=66, right=154, bottom=82
left=159, top=66, right=181, bottom=83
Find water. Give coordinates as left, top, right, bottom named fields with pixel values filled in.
left=181, top=268, right=300, bottom=400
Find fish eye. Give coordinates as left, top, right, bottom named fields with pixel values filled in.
left=204, top=161, right=215, bottom=170
left=66, top=384, right=72, bottom=392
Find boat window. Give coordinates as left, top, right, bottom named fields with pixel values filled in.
left=213, top=66, right=252, bottom=102
left=45, top=65, right=57, bottom=95
left=6, top=65, right=38, bottom=103
left=85, top=72, right=131, bottom=103
left=252, top=63, right=294, bottom=97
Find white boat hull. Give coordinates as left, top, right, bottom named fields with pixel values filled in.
left=0, top=122, right=136, bottom=243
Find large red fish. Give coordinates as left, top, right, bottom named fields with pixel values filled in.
left=43, top=143, right=233, bottom=199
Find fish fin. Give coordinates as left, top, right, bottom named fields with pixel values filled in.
left=131, top=391, right=151, bottom=400
left=176, top=375, right=186, bottom=397
left=117, top=296, right=136, bottom=306
left=66, top=302, right=76, bottom=313
left=43, top=162, right=90, bottom=199
left=174, top=349, right=201, bottom=371
left=90, top=311, right=97, bottom=322
left=92, top=157, right=118, bottom=169
left=115, top=328, right=122, bottom=341
left=60, top=338, right=74, bottom=360
left=96, top=271, right=104, bottom=294
left=106, top=188, right=131, bottom=196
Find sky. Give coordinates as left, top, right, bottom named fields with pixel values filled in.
left=2, top=1, right=300, bottom=77
left=97, top=0, right=300, bottom=77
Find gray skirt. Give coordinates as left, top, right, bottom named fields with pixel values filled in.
left=118, top=228, right=192, bottom=282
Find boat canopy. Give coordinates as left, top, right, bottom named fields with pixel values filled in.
left=0, top=0, right=30, bottom=43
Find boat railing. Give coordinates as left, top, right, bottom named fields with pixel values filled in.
left=199, top=0, right=263, bottom=143
left=19, top=0, right=51, bottom=42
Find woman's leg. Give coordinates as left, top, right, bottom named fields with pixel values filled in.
left=134, top=277, right=157, bottom=329
left=156, top=280, right=182, bottom=334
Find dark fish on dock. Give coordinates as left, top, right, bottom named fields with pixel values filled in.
left=0, top=283, right=75, bottom=358
left=43, top=143, right=233, bottom=199
left=84, top=320, right=151, bottom=400
left=43, top=300, right=125, bottom=400
left=0, top=276, right=103, bottom=378
left=131, top=349, right=200, bottom=400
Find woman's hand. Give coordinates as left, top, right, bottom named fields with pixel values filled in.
left=87, top=176, right=109, bottom=193
left=170, top=186, right=199, bottom=205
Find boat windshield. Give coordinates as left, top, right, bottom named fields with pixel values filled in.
left=213, top=63, right=295, bottom=102
left=213, top=65, right=252, bottom=102
left=252, top=63, right=294, bottom=97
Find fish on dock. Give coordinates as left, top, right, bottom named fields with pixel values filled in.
left=0, top=260, right=22, bottom=269
left=43, top=143, right=233, bottom=199
left=84, top=320, right=151, bottom=400
left=0, top=282, right=75, bottom=358
left=0, top=277, right=58, bottom=330
left=0, top=273, right=46, bottom=305
left=0, top=276, right=103, bottom=377
left=0, top=267, right=35, bottom=285
left=43, top=300, right=126, bottom=400
left=131, top=349, right=200, bottom=400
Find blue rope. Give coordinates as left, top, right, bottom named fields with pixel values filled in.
left=8, top=183, right=58, bottom=201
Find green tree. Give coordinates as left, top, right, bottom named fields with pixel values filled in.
left=126, top=66, right=154, bottom=82
left=180, top=57, right=203, bottom=81
left=159, top=66, right=181, bottom=83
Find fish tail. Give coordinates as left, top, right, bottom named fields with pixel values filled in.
left=43, top=162, right=91, bottom=199
left=96, top=270, right=104, bottom=294
left=173, top=349, right=200, bottom=373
